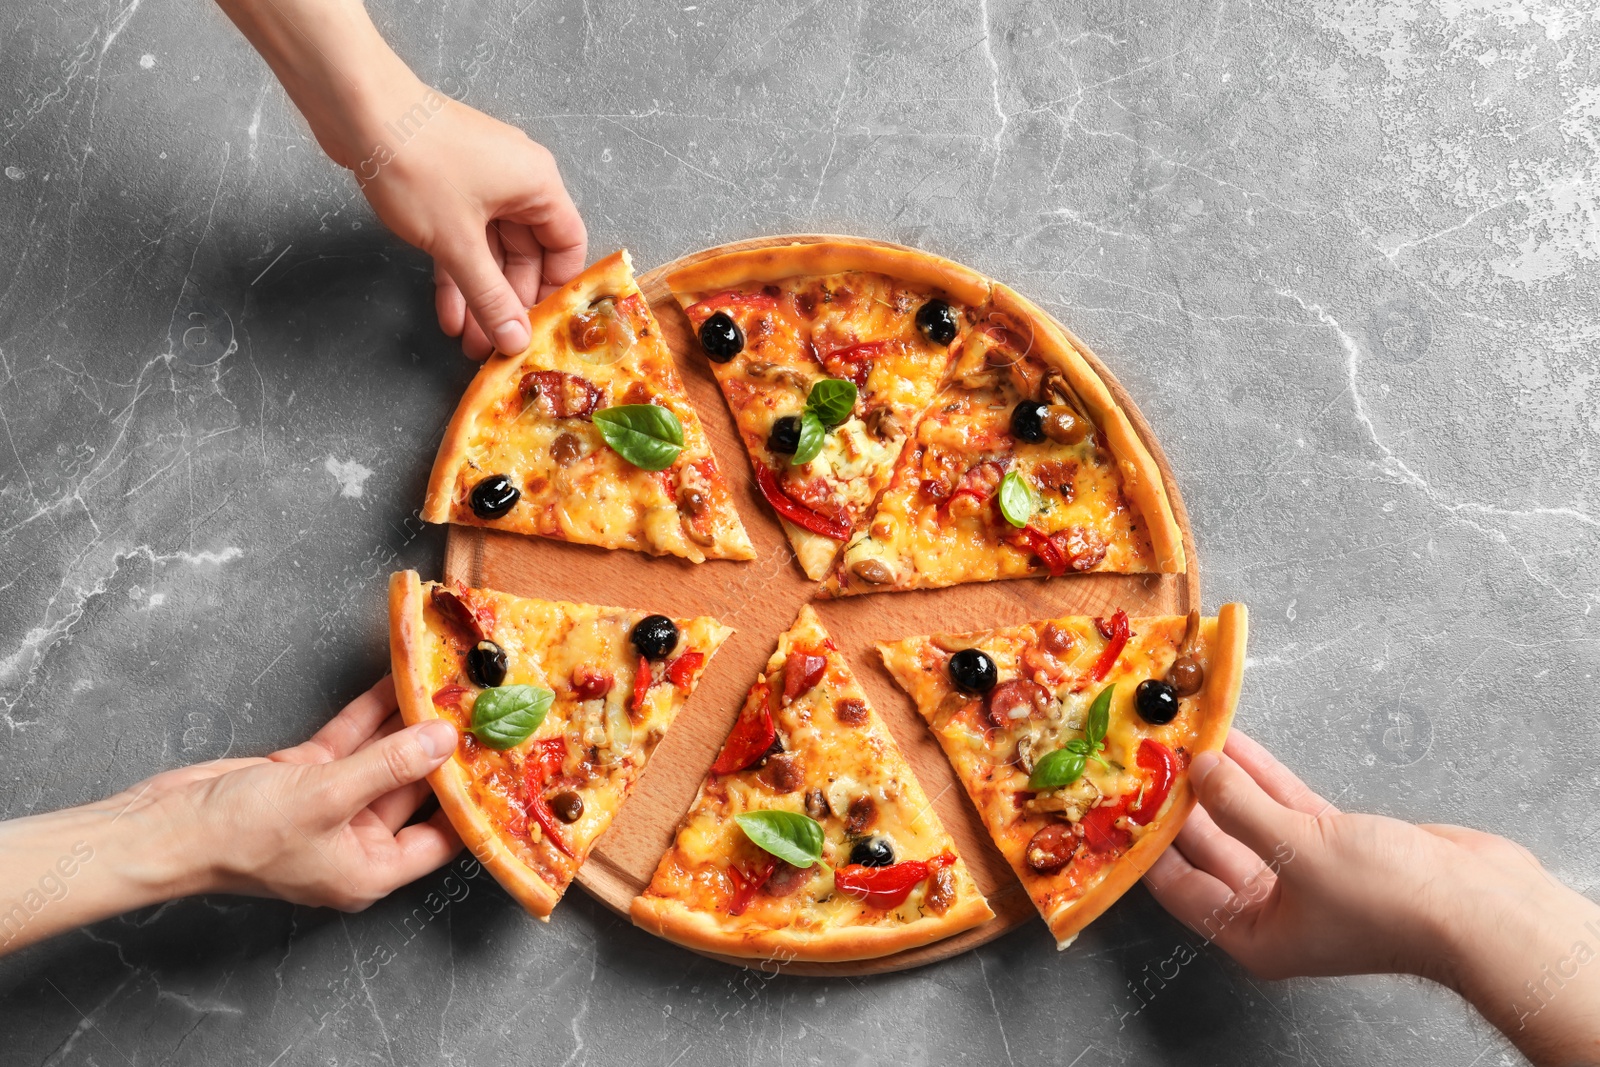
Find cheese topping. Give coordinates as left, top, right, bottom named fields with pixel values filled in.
left=412, top=581, right=729, bottom=894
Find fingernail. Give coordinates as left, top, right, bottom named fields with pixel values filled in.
left=418, top=720, right=458, bottom=760
left=1189, top=750, right=1221, bottom=788
left=493, top=319, right=530, bottom=354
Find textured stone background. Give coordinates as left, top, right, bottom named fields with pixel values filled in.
left=3, top=0, right=1598, bottom=1063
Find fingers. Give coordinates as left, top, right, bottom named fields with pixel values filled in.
left=370, top=779, right=435, bottom=833
left=493, top=220, right=544, bottom=308
left=381, top=809, right=464, bottom=888
left=1224, top=731, right=1336, bottom=816
left=277, top=677, right=399, bottom=765
left=313, top=719, right=458, bottom=816
left=354, top=711, right=405, bottom=755
left=434, top=264, right=467, bottom=338
left=1144, top=843, right=1238, bottom=941
left=1173, top=805, right=1278, bottom=897
left=504, top=154, right=585, bottom=301
left=435, top=231, right=533, bottom=356
left=1189, top=750, right=1308, bottom=864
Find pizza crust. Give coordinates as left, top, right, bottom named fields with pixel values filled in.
left=388, top=569, right=562, bottom=919
left=1040, top=602, right=1248, bottom=947
left=629, top=890, right=995, bottom=964
left=987, top=283, right=1186, bottom=574
left=666, top=238, right=992, bottom=308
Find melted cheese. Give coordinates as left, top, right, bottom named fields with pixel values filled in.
left=643, top=607, right=984, bottom=933
left=451, top=286, right=750, bottom=562
left=682, top=272, right=970, bottom=527
left=414, top=581, right=729, bottom=893
left=829, top=342, right=1156, bottom=593
left=881, top=615, right=1219, bottom=920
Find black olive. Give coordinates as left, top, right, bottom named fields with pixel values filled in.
left=469, top=475, right=520, bottom=519
left=948, top=648, right=998, bottom=694
left=915, top=299, right=959, bottom=345
left=1010, top=401, right=1048, bottom=443
left=630, top=614, right=679, bottom=660
left=849, top=837, right=895, bottom=868
left=466, top=640, right=508, bottom=688
left=699, top=312, right=743, bottom=362
left=767, top=414, right=803, bottom=455
left=1136, top=678, right=1180, bottom=725
left=550, top=791, right=584, bottom=823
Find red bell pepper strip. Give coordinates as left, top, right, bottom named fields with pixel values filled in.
left=753, top=464, right=852, bottom=541
left=684, top=290, right=781, bottom=321
left=1088, top=610, right=1130, bottom=682
left=630, top=655, right=653, bottom=716
left=526, top=791, right=575, bottom=858
left=1080, top=799, right=1131, bottom=853
left=665, top=651, right=704, bottom=691
left=529, top=737, right=567, bottom=784
left=711, top=683, right=777, bottom=775
left=783, top=650, right=827, bottom=703
left=1015, top=525, right=1069, bottom=577
left=726, top=860, right=776, bottom=916
left=833, top=860, right=932, bottom=909
left=818, top=340, right=888, bottom=387
left=431, top=684, right=470, bottom=709
left=1127, top=739, right=1178, bottom=826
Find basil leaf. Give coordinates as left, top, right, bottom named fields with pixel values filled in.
left=791, top=410, right=826, bottom=465
left=469, top=685, right=553, bottom=750
left=593, top=404, right=685, bottom=471
left=1064, top=737, right=1092, bottom=757
left=806, top=378, right=857, bottom=428
left=1085, top=683, right=1114, bottom=748
left=997, top=469, right=1035, bottom=528
left=1028, top=747, right=1087, bottom=791
left=735, top=810, right=825, bottom=869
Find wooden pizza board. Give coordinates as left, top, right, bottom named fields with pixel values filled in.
left=442, top=234, right=1200, bottom=976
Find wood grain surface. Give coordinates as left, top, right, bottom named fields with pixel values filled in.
left=442, top=234, right=1200, bottom=975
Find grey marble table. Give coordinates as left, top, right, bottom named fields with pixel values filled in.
left=3, top=0, right=1596, bottom=1063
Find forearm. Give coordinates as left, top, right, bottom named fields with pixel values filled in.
left=1444, top=874, right=1600, bottom=1065
left=212, top=0, right=424, bottom=168
left=0, top=791, right=207, bottom=957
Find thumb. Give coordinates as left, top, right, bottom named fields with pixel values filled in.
left=1189, top=750, right=1307, bottom=865
left=315, top=719, right=457, bottom=816
left=436, top=234, right=532, bottom=355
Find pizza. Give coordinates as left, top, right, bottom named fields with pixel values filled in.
left=630, top=605, right=994, bottom=961
left=423, top=249, right=754, bottom=563
left=668, top=241, right=990, bottom=580
left=821, top=283, right=1185, bottom=596
left=877, top=603, right=1246, bottom=947
left=389, top=570, right=731, bottom=918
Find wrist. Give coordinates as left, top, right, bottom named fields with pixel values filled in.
left=214, top=0, right=428, bottom=170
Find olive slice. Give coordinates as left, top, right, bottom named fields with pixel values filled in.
left=630, top=614, right=679, bottom=660
left=699, top=312, right=743, bottom=362
left=948, top=648, right=998, bottom=694
left=466, top=640, right=508, bottom=688
left=469, top=475, right=520, bottom=519
left=915, top=299, right=959, bottom=345
left=848, top=837, right=895, bottom=868
left=1135, top=678, right=1179, bottom=725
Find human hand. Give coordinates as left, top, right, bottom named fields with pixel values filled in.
left=354, top=89, right=587, bottom=360
left=1144, top=731, right=1600, bottom=1064
left=130, top=676, right=462, bottom=910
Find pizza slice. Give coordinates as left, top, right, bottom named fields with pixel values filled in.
left=878, top=603, right=1247, bottom=947
left=423, top=249, right=754, bottom=563
left=668, top=241, right=991, bottom=580
left=631, top=605, right=993, bottom=962
left=389, top=570, right=732, bottom=919
left=821, top=283, right=1185, bottom=596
